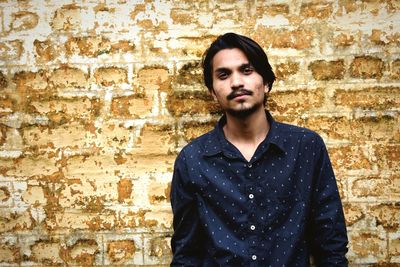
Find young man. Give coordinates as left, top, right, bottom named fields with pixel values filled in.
left=170, top=33, right=348, bottom=266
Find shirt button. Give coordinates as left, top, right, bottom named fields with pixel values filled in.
left=247, top=164, right=252, bottom=168
left=249, top=194, right=254, bottom=199
left=252, top=255, right=257, bottom=260
left=250, top=225, right=255, bottom=230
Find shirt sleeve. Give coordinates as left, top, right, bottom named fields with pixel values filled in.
left=309, top=136, right=349, bottom=266
left=170, top=150, right=205, bottom=266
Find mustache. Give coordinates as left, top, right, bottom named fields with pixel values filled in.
left=227, top=89, right=253, bottom=100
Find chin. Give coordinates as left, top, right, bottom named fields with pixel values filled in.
left=226, top=104, right=260, bottom=118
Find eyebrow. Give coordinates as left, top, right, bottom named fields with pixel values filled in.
left=214, top=63, right=253, bottom=74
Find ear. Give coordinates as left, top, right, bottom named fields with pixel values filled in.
left=264, top=84, right=269, bottom=94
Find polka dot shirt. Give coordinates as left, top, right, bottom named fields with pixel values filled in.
left=170, top=111, right=348, bottom=266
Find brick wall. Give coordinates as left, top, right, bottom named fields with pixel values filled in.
left=0, top=0, right=399, bottom=266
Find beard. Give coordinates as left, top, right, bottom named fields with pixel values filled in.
left=225, top=101, right=262, bottom=118
left=225, top=93, right=267, bottom=118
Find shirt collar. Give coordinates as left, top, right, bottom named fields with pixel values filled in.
left=203, top=110, right=286, bottom=157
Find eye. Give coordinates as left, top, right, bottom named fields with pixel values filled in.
left=217, top=72, right=228, bottom=80
left=243, top=66, right=254, bottom=74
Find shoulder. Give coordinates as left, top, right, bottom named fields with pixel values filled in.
left=176, top=128, right=217, bottom=160
left=273, top=121, right=326, bottom=148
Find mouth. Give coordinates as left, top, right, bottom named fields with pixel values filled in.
left=227, top=89, right=253, bottom=100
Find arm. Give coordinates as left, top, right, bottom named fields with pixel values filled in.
left=309, top=137, right=348, bottom=266
left=170, top=151, right=204, bottom=266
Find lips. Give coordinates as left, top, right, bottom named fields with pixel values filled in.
left=227, top=89, right=253, bottom=100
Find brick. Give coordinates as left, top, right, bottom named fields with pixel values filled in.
left=137, top=66, right=170, bottom=92
left=106, top=240, right=135, bottom=264
left=34, top=39, right=58, bottom=62
left=349, top=231, right=387, bottom=260
left=94, top=67, right=128, bottom=87
left=389, top=233, right=400, bottom=258
left=0, top=94, right=15, bottom=115
left=167, top=36, right=217, bottom=58
left=60, top=239, right=100, bottom=266
left=10, top=11, right=39, bottom=32
left=111, top=95, right=153, bottom=118
left=143, top=208, right=173, bottom=229
left=117, top=208, right=172, bottom=230
left=268, top=89, right=324, bottom=115
left=350, top=56, right=384, bottom=79
left=334, top=87, right=400, bottom=110
left=333, top=33, right=356, bottom=47
left=0, top=71, right=8, bottom=89
left=29, top=97, right=101, bottom=119
left=0, top=185, right=11, bottom=203
left=351, top=114, right=399, bottom=143
left=65, top=36, right=111, bottom=57
left=350, top=176, right=392, bottom=199
left=48, top=210, right=116, bottom=231
left=182, top=120, right=216, bottom=142
left=63, top=154, right=175, bottom=180
left=369, top=29, right=388, bottom=45
left=133, top=124, right=175, bottom=155
left=0, top=124, right=9, bottom=146
left=145, top=235, right=172, bottom=264
left=170, top=9, right=194, bottom=25
left=173, top=61, right=203, bottom=87
left=0, top=209, right=34, bottom=233
left=337, top=0, right=389, bottom=16
left=129, top=3, right=146, bottom=19
left=93, top=122, right=131, bottom=150
left=373, top=144, right=400, bottom=170
left=300, top=3, right=333, bottom=19
left=0, top=243, right=20, bottom=264
left=22, top=185, right=46, bottom=206
left=255, top=27, right=315, bottom=49
left=0, top=158, right=14, bottom=175
left=103, top=234, right=143, bottom=264
left=58, top=177, right=119, bottom=210
left=12, top=71, right=49, bottom=109
left=148, top=180, right=169, bottom=204
left=258, top=4, right=289, bottom=16
left=343, top=203, right=365, bottom=226
left=370, top=204, right=400, bottom=231
left=22, top=122, right=97, bottom=150
left=30, top=240, right=63, bottom=265
left=117, top=178, right=132, bottom=203
left=391, top=59, right=400, bottom=79
left=0, top=126, right=23, bottom=151
left=305, top=115, right=352, bottom=140
left=309, top=60, right=345, bottom=80
left=6, top=154, right=58, bottom=178
left=49, top=67, right=89, bottom=89
left=274, top=61, right=299, bottom=80
left=13, top=70, right=48, bottom=91
left=110, top=40, right=136, bottom=53
left=51, top=4, right=82, bottom=31
left=167, top=90, right=220, bottom=116
left=328, top=145, right=372, bottom=170
left=336, top=0, right=358, bottom=15
left=0, top=40, right=24, bottom=61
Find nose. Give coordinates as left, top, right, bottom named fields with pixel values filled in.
left=230, top=72, right=244, bottom=90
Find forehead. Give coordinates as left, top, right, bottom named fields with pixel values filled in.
left=212, top=48, right=249, bottom=70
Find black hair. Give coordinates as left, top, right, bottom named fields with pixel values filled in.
left=202, top=32, right=275, bottom=92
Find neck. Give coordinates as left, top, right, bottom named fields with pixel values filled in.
left=223, top=108, right=270, bottom=146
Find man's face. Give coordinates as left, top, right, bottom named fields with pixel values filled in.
left=211, top=48, right=267, bottom=118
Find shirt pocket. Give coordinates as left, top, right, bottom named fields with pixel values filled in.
left=264, top=195, right=305, bottom=239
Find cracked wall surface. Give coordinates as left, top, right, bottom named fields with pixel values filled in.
left=0, top=0, right=399, bottom=266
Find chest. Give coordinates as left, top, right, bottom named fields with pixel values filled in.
left=192, top=152, right=314, bottom=201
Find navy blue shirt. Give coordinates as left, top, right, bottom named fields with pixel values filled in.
left=170, top=111, right=348, bottom=266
